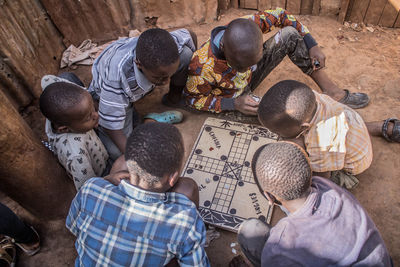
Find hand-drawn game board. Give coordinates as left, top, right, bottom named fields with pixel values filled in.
left=182, top=117, right=278, bottom=232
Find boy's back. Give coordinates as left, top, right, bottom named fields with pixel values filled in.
left=66, top=178, right=209, bottom=267
left=263, top=176, right=391, bottom=266
left=305, top=91, right=373, bottom=175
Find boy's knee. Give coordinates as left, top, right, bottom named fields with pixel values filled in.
left=238, top=218, right=270, bottom=244
left=171, top=177, right=199, bottom=207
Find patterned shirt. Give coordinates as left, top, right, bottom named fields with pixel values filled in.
left=66, top=178, right=210, bottom=267
left=304, top=92, right=373, bottom=175
left=89, top=29, right=196, bottom=130
left=46, top=120, right=109, bottom=190
left=184, top=8, right=316, bottom=113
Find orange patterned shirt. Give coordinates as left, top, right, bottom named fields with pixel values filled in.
left=184, top=8, right=312, bottom=112
left=305, top=92, right=373, bottom=175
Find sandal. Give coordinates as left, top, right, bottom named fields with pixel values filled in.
left=339, top=89, right=370, bottom=109
left=0, top=237, right=16, bottom=267
left=14, top=226, right=40, bottom=256
left=382, top=118, right=400, bottom=143
left=143, top=111, right=183, bottom=124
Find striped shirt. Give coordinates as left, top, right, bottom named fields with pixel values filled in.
left=66, top=178, right=210, bottom=267
left=304, top=92, right=373, bottom=175
left=89, top=29, right=195, bottom=130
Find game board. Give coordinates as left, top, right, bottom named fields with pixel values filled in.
left=182, top=117, right=278, bottom=232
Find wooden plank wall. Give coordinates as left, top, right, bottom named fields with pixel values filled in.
left=344, top=0, right=400, bottom=27
left=236, top=0, right=400, bottom=27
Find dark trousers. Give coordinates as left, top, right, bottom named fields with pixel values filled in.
left=0, top=203, right=36, bottom=243
left=248, top=26, right=314, bottom=92
left=237, top=218, right=271, bottom=267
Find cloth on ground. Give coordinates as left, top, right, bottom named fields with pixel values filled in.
left=60, top=30, right=141, bottom=68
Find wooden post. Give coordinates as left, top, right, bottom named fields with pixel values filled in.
left=231, top=0, right=239, bottom=8
left=338, top=0, right=351, bottom=23
left=0, top=89, right=75, bottom=220
left=312, top=0, right=321, bottom=15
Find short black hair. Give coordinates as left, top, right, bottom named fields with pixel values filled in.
left=253, top=142, right=311, bottom=200
left=258, top=80, right=316, bottom=129
left=224, top=18, right=263, bottom=54
left=125, top=122, right=184, bottom=178
left=39, top=82, right=87, bottom=126
left=136, top=28, right=179, bottom=69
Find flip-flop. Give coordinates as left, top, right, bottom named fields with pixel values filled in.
left=382, top=118, right=400, bottom=143
left=143, top=111, right=183, bottom=124
left=338, top=89, right=370, bottom=109
left=14, top=226, right=40, bottom=256
left=0, top=237, right=16, bottom=267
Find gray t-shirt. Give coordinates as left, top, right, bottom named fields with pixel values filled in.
left=262, top=177, right=391, bottom=266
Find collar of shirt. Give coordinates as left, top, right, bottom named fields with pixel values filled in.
left=287, top=178, right=322, bottom=218
left=133, top=52, right=155, bottom=92
left=119, top=179, right=169, bottom=203
left=308, top=92, right=323, bottom=129
left=210, top=26, right=227, bottom=60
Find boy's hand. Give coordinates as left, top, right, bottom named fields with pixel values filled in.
left=104, top=171, right=130, bottom=186
left=234, top=95, right=259, bottom=115
left=309, top=46, right=326, bottom=70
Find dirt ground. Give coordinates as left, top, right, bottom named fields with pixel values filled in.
left=2, top=8, right=399, bottom=266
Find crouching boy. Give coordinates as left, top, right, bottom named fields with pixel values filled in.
left=258, top=80, right=373, bottom=189
left=66, top=122, right=210, bottom=266
left=232, top=142, right=391, bottom=266
left=40, top=77, right=109, bottom=190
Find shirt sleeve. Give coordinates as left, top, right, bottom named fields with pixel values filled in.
left=65, top=188, right=83, bottom=237
left=67, top=154, right=97, bottom=191
left=170, top=28, right=196, bottom=53
left=243, top=7, right=317, bottom=49
left=184, top=71, right=236, bottom=113
left=178, top=214, right=210, bottom=267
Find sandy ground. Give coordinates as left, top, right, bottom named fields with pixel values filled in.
left=2, top=8, right=399, bottom=266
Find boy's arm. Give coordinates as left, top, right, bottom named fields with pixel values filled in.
left=244, top=8, right=324, bottom=67
left=68, top=155, right=97, bottom=190
left=178, top=216, right=210, bottom=267
left=103, top=128, right=127, bottom=154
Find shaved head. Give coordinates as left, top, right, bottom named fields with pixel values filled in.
left=223, top=19, right=263, bottom=72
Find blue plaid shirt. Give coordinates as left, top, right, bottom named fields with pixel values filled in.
left=66, top=178, right=210, bottom=267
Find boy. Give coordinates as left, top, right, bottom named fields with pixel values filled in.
left=66, top=122, right=210, bottom=266
left=180, top=8, right=368, bottom=115
left=40, top=77, right=109, bottom=190
left=89, top=28, right=196, bottom=160
left=258, top=80, right=399, bottom=188
left=232, top=142, right=391, bottom=266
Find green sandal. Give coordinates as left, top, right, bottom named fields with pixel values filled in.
left=143, top=111, right=183, bottom=124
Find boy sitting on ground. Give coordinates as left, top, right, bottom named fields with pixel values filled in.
left=258, top=80, right=399, bottom=188
left=231, top=142, right=391, bottom=266
left=89, top=28, right=196, bottom=161
left=40, top=80, right=109, bottom=190
left=66, top=122, right=210, bottom=266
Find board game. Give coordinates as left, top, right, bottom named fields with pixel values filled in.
left=182, top=117, right=278, bottom=232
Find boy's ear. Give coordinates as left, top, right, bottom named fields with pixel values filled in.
left=134, top=59, right=142, bottom=69
left=167, top=171, right=179, bottom=188
left=300, top=122, right=311, bottom=130
left=263, top=191, right=274, bottom=206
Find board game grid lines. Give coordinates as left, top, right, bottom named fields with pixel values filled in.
left=182, top=117, right=278, bottom=232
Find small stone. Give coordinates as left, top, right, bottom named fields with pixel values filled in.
left=366, top=26, right=374, bottom=33
left=232, top=248, right=237, bottom=254
left=344, top=21, right=350, bottom=28
left=230, top=242, right=237, bottom=247
left=205, top=178, right=211, bottom=184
